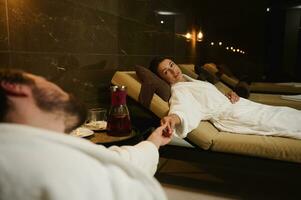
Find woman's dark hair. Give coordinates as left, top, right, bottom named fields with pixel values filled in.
left=0, top=69, right=33, bottom=121
left=149, top=57, right=166, bottom=75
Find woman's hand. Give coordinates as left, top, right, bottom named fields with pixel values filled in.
left=226, top=91, right=240, bottom=104
left=160, top=114, right=181, bottom=136
left=147, top=123, right=172, bottom=148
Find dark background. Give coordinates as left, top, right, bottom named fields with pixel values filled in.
left=0, top=0, right=300, bottom=108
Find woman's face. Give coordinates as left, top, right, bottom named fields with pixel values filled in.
left=157, top=59, right=183, bottom=84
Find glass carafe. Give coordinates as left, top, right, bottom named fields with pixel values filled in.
left=107, top=85, right=132, bottom=136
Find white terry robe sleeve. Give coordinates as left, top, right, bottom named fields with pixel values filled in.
left=169, top=86, right=205, bottom=138
left=108, top=141, right=159, bottom=176
left=0, top=124, right=167, bottom=200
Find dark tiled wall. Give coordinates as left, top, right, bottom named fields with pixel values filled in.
left=0, top=1, right=8, bottom=51
left=0, top=0, right=9, bottom=70
left=0, top=0, right=191, bottom=108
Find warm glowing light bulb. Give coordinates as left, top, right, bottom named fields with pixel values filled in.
left=185, top=32, right=192, bottom=40
left=219, top=42, right=222, bottom=46
left=233, top=49, right=236, bottom=52
left=210, top=42, right=214, bottom=46
left=197, top=31, right=203, bottom=41
left=230, top=46, right=233, bottom=50
left=160, top=20, right=164, bottom=24
left=226, top=47, right=229, bottom=50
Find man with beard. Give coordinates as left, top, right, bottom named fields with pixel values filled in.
left=0, top=69, right=170, bottom=200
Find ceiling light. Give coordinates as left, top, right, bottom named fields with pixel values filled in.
left=292, top=5, right=301, bottom=8
left=155, top=11, right=178, bottom=15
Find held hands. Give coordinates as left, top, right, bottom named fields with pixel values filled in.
left=147, top=123, right=172, bottom=149
left=147, top=114, right=180, bottom=148
left=160, top=114, right=180, bottom=136
left=226, top=91, right=240, bottom=104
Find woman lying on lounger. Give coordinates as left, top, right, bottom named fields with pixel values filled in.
left=149, top=57, right=301, bottom=140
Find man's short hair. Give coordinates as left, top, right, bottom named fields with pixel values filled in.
left=0, top=69, right=34, bottom=121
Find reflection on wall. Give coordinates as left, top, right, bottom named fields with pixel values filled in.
left=0, top=0, right=192, bottom=108
left=1, top=0, right=299, bottom=109
left=283, top=8, right=301, bottom=80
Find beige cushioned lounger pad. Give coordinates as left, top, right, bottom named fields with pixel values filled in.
left=112, top=71, right=301, bottom=163
left=202, top=63, right=301, bottom=94
left=179, top=64, right=301, bottom=110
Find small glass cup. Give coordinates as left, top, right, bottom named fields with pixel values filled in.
left=84, top=108, right=107, bottom=131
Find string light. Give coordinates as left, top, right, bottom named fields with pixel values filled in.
left=207, top=40, right=246, bottom=54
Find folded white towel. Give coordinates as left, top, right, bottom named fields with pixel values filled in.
left=281, top=94, right=301, bottom=102
left=294, top=83, right=301, bottom=87
left=276, top=82, right=301, bottom=87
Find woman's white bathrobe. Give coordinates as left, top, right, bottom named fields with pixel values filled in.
left=0, top=123, right=167, bottom=200
left=170, top=75, right=301, bottom=139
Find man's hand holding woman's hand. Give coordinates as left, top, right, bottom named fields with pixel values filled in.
left=147, top=123, right=172, bottom=149
left=147, top=114, right=181, bottom=149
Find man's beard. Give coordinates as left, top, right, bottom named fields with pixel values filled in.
left=31, top=86, right=87, bottom=133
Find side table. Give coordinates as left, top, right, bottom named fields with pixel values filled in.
left=88, top=129, right=143, bottom=147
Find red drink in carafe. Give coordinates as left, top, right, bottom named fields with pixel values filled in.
left=107, top=86, right=132, bottom=136
left=107, top=114, right=131, bottom=136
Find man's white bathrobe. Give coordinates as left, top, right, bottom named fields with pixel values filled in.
left=170, top=75, right=301, bottom=139
left=0, top=123, right=167, bottom=200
